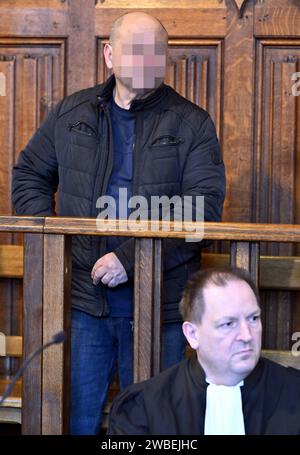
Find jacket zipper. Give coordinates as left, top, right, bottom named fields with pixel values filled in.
left=132, top=115, right=139, bottom=196
left=91, top=102, right=114, bottom=316
left=98, top=104, right=114, bottom=205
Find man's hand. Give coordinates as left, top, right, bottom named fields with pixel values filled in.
left=91, top=252, right=128, bottom=288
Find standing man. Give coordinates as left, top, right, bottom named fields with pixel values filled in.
left=109, top=267, right=300, bottom=435
left=12, top=12, right=225, bottom=434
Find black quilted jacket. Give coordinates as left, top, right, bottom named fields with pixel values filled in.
left=12, top=75, right=225, bottom=321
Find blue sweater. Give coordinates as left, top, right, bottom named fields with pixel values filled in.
left=105, top=96, right=135, bottom=317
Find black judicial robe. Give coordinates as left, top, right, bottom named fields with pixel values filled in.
left=108, top=356, right=300, bottom=435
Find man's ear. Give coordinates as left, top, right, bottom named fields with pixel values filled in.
left=104, top=43, right=113, bottom=70
left=182, top=321, right=200, bottom=350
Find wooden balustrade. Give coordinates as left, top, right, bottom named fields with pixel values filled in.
left=1, top=216, right=300, bottom=434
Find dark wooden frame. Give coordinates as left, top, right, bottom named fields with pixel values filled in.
left=1, top=216, right=300, bottom=433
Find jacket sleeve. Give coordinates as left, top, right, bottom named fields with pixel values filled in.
left=108, top=388, right=150, bottom=435
left=12, top=107, right=60, bottom=216
left=114, top=115, right=226, bottom=277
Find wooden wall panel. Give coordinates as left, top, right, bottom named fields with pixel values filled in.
left=254, top=40, right=300, bottom=349
left=0, top=57, right=16, bottom=374
left=0, top=40, right=65, bottom=374
left=222, top=0, right=255, bottom=222
left=254, top=42, right=299, bottom=232
left=0, top=1, right=68, bottom=36
left=255, top=1, right=300, bottom=37
left=165, top=41, right=222, bottom=133
left=67, top=0, right=96, bottom=93
left=0, top=57, right=15, bottom=220
left=95, top=0, right=227, bottom=37
left=0, top=39, right=65, bottom=179
left=42, top=234, right=71, bottom=434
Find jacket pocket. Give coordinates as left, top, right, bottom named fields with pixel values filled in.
left=150, top=135, right=184, bottom=147
left=141, top=144, right=180, bottom=185
left=68, top=121, right=99, bottom=149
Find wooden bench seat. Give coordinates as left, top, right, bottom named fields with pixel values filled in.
left=1, top=245, right=300, bottom=290
left=261, top=349, right=300, bottom=369
left=0, top=334, right=22, bottom=425
left=202, top=253, right=300, bottom=290
left=0, top=378, right=21, bottom=424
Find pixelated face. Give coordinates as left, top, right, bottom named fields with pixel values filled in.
left=188, top=280, right=262, bottom=385
left=111, top=31, right=167, bottom=93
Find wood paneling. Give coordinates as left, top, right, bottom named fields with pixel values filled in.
left=3, top=243, right=300, bottom=290
left=0, top=49, right=63, bottom=213
left=0, top=1, right=68, bottom=36
left=2, top=218, right=300, bottom=431
left=42, top=234, right=71, bottom=435
left=255, top=1, right=300, bottom=36
left=0, top=57, right=15, bottom=219
left=95, top=1, right=227, bottom=37
left=261, top=349, right=300, bottom=369
left=0, top=55, right=15, bottom=371
left=0, top=0, right=299, bottom=431
left=203, top=253, right=300, bottom=291
left=230, top=241, right=260, bottom=286
left=233, top=0, right=249, bottom=15
left=0, top=39, right=65, bottom=375
left=42, top=217, right=300, bottom=242
left=95, top=0, right=226, bottom=7
left=134, top=238, right=162, bottom=382
left=222, top=0, right=255, bottom=222
left=254, top=40, right=300, bottom=349
left=22, top=233, right=44, bottom=434
left=166, top=40, right=222, bottom=132
left=67, top=0, right=96, bottom=93
left=0, top=334, right=22, bottom=357
left=254, top=41, right=299, bottom=232
left=0, top=39, right=66, bottom=154
left=0, top=245, right=23, bottom=278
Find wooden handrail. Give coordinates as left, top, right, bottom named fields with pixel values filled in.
left=1, top=216, right=300, bottom=242
left=43, top=218, right=300, bottom=242
left=0, top=216, right=44, bottom=232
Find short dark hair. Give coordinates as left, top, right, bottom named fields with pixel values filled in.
left=179, top=267, right=260, bottom=324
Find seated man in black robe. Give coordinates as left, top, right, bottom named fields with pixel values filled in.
left=108, top=267, right=300, bottom=435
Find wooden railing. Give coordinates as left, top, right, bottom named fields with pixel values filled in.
left=1, top=216, right=300, bottom=434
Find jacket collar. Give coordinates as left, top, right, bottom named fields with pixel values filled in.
left=95, top=74, right=169, bottom=112
left=189, top=353, right=265, bottom=394
left=242, top=357, right=265, bottom=399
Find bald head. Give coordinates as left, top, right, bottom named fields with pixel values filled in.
left=104, top=12, right=168, bottom=96
left=110, top=12, right=168, bottom=50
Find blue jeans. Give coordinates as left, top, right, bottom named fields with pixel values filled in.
left=70, top=309, right=186, bottom=434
